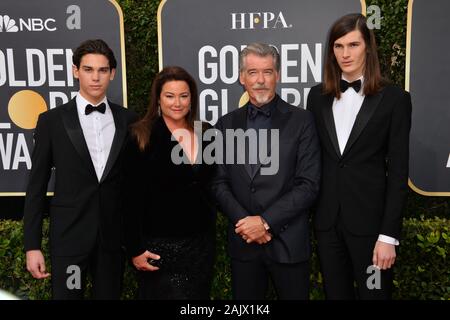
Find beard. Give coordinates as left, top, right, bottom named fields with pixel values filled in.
left=251, top=85, right=272, bottom=105
left=254, top=93, right=271, bottom=105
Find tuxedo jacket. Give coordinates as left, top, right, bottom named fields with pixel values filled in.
left=213, top=97, right=321, bottom=263
left=24, top=98, right=137, bottom=256
left=307, top=84, right=412, bottom=239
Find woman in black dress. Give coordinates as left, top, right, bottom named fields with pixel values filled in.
left=123, top=66, right=216, bottom=299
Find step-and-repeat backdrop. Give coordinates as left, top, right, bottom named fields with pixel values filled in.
left=406, top=0, right=450, bottom=196
left=1, top=0, right=448, bottom=197
left=0, top=0, right=126, bottom=195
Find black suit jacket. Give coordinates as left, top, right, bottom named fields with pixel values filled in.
left=213, top=97, right=321, bottom=263
left=23, top=98, right=137, bottom=256
left=307, top=84, right=412, bottom=239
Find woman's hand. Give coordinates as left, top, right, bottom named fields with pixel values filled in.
left=132, top=250, right=161, bottom=271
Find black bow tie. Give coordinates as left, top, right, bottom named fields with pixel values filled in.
left=248, top=104, right=271, bottom=120
left=85, top=102, right=106, bottom=115
left=340, top=79, right=362, bottom=93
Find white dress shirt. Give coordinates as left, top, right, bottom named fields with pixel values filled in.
left=332, top=76, right=399, bottom=246
left=76, top=93, right=116, bottom=182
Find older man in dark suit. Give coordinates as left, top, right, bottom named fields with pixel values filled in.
left=213, top=42, right=321, bottom=300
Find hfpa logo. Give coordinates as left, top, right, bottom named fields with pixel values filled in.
left=0, top=14, right=56, bottom=32
left=231, top=12, right=292, bottom=30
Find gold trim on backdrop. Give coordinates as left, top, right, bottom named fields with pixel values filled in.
left=405, top=0, right=413, bottom=92
left=109, top=0, right=128, bottom=107
left=409, top=179, right=450, bottom=197
left=1, top=192, right=54, bottom=197
left=157, top=0, right=168, bottom=71
left=361, top=0, right=367, bottom=15
left=405, top=0, right=450, bottom=196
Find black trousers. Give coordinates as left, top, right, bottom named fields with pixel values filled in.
left=50, top=242, right=124, bottom=300
left=316, top=219, right=393, bottom=300
left=231, top=254, right=310, bottom=300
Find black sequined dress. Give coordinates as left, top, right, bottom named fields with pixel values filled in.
left=138, top=230, right=215, bottom=299
left=123, top=117, right=217, bottom=300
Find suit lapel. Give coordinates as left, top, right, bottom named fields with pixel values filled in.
left=61, top=98, right=97, bottom=178
left=341, top=90, right=384, bottom=158
left=231, top=106, right=253, bottom=180
left=100, top=102, right=127, bottom=183
left=250, top=99, right=290, bottom=180
left=321, top=94, right=341, bottom=157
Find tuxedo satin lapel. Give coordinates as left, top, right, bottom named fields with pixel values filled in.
left=232, top=106, right=252, bottom=180
left=100, top=103, right=126, bottom=183
left=341, top=90, right=384, bottom=158
left=252, top=100, right=290, bottom=180
left=61, top=99, right=96, bottom=177
left=321, top=94, right=341, bottom=157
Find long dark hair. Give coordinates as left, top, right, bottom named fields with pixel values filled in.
left=131, top=66, right=199, bottom=151
left=323, top=13, right=385, bottom=99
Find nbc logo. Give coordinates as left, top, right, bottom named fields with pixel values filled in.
left=0, top=15, right=19, bottom=32
left=0, top=14, right=56, bottom=32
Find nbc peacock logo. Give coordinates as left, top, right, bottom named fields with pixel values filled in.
left=0, top=15, right=19, bottom=32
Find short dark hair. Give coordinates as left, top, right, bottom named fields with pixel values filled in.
left=72, top=39, right=117, bottom=70
left=323, top=13, right=385, bottom=98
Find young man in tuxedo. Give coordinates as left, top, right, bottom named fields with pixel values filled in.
left=24, top=39, right=137, bottom=299
left=213, top=43, right=321, bottom=299
left=307, top=14, right=412, bottom=299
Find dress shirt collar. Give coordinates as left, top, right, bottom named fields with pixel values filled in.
left=341, top=74, right=365, bottom=96
left=76, top=93, right=109, bottom=116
